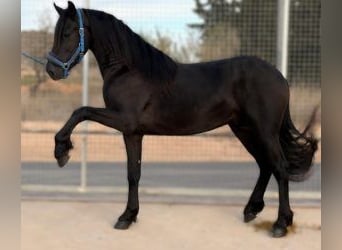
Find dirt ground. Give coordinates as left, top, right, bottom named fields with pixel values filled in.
left=21, top=201, right=321, bottom=250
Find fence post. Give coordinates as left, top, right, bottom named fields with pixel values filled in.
left=277, top=0, right=290, bottom=78
left=80, top=0, right=90, bottom=192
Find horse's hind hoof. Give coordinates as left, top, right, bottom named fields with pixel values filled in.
left=271, top=226, right=287, bottom=238
left=244, top=213, right=257, bottom=223
left=56, top=155, right=70, bottom=167
left=114, top=220, right=135, bottom=230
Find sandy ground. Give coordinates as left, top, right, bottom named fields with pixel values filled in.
left=21, top=201, right=321, bottom=250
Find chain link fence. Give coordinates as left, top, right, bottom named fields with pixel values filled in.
left=21, top=0, right=321, bottom=203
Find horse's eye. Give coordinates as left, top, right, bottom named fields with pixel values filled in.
left=63, top=33, right=71, bottom=38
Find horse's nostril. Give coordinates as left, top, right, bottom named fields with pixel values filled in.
left=48, top=70, right=55, bottom=77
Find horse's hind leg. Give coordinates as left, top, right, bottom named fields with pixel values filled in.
left=230, top=125, right=293, bottom=237
left=270, top=142, right=293, bottom=237
left=251, top=133, right=293, bottom=237
left=229, top=126, right=272, bottom=222
left=114, top=134, right=143, bottom=230
left=244, top=165, right=272, bottom=223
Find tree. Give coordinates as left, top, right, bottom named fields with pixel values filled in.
left=288, top=0, right=320, bottom=85
left=21, top=30, right=53, bottom=90
left=190, top=0, right=277, bottom=62
left=21, top=8, right=54, bottom=95
left=140, top=29, right=198, bottom=63
left=190, top=0, right=320, bottom=85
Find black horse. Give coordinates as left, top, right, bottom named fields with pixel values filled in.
left=46, top=2, right=318, bottom=237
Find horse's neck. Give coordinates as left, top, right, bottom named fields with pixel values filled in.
left=87, top=10, right=177, bottom=85
left=88, top=13, right=125, bottom=78
left=89, top=42, right=124, bottom=79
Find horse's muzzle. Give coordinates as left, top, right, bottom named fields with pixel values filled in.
left=46, top=62, right=63, bottom=81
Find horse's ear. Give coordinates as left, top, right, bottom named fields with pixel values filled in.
left=54, top=3, right=64, bottom=16
left=66, top=1, right=77, bottom=17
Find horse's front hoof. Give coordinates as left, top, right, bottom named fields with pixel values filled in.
left=271, top=226, right=287, bottom=238
left=56, top=155, right=70, bottom=167
left=54, top=138, right=73, bottom=167
left=244, top=212, right=257, bottom=223
left=114, top=219, right=135, bottom=230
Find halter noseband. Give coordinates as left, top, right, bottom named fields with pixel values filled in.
left=47, top=8, right=85, bottom=78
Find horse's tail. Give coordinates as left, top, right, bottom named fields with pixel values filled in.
left=280, top=104, right=319, bottom=182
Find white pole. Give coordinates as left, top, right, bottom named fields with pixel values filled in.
left=80, top=0, right=90, bottom=192
left=277, top=0, right=290, bottom=78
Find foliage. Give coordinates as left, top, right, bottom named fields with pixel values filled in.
left=190, top=0, right=320, bottom=85
left=288, top=0, right=320, bottom=84
left=21, top=30, right=53, bottom=94
left=140, top=30, right=198, bottom=63
left=21, top=9, right=55, bottom=95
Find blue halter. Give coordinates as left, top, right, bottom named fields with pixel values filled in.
left=47, top=8, right=85, bottom=78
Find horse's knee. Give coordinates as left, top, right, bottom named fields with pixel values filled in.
left=72, top=106, right=88, bottom=120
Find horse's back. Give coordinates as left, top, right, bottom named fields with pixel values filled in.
left=174, top=55, right=289, bottom=114
left=138, top=56, right=289, bottom=135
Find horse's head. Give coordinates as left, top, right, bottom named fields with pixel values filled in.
left=46, top=1, right=89, bottom=80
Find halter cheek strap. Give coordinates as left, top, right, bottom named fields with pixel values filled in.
left=47, top=8, right=85, bottom=78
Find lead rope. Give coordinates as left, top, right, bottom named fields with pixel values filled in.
left=21, top=52, right=47, bottom=66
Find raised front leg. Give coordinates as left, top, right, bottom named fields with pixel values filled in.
left=114, top=134, right=143, bottom=230
left=54, top=106, right=137, bottom=167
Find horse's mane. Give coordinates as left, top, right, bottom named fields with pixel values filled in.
left=88, top=9, right=177, bottom=85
